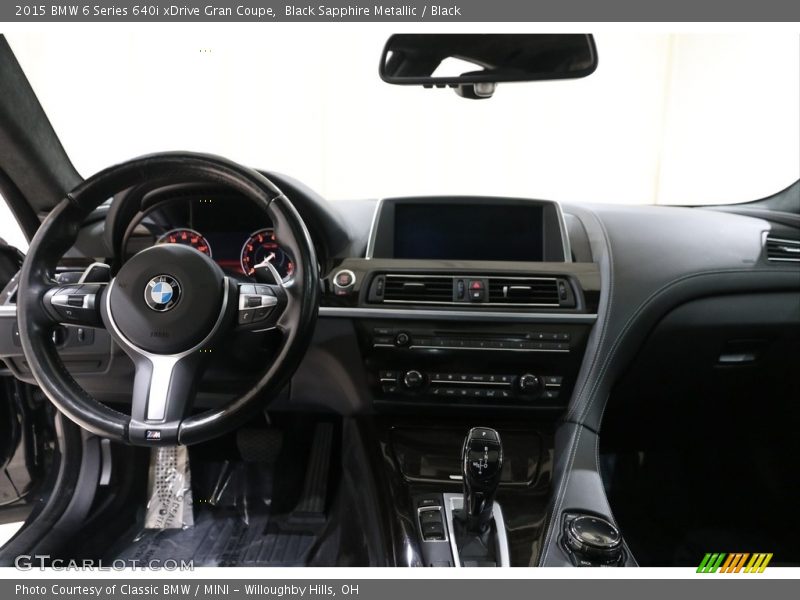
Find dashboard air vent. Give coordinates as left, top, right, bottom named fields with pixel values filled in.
left=383, top=275, right=454, bottom=303
left=487, top=277, right=561, bottom=306
left=765, top=235, right=800, bottom=262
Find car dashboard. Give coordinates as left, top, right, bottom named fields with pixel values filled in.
left=0, top=172, right=797, bottom=568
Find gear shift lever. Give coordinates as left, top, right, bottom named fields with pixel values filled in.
left=461, top=427, right=503, bottom=533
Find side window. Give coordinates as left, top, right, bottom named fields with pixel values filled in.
left=0, top=193, right=28, bottom=252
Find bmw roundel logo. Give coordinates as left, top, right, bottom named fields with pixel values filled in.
left=144, top=275, right=181, bottom=312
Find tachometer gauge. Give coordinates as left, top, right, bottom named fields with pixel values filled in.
left=155, top=228, right=212, bottom=257
left=240, top=228, right=295, bottom=280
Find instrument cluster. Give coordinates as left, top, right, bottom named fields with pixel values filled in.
left=124, top=194, right=295, bottom=280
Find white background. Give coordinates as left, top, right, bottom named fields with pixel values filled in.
left=1, top=28, right=799, bottom=251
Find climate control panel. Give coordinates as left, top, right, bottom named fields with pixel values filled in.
left=359, top=319, right=588, bottom=412
left=378, top=369, right=564, bottom=405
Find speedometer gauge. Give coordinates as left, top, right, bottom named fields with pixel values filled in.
left=156, top=228, right=212, bottom=257
left=240, top=228, right=295, bottom=280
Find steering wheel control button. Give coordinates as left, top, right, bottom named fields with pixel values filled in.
left=238, top=284, right=279, bottom=326
left=563, top=514, right=623, bottom=565
left=332, top=269, right=356, bottom=296
left=144, top=275, right=181, bottom=312
left=47, top=284, right=103, bottom=326
left=253, top=307, right=270, bottom=321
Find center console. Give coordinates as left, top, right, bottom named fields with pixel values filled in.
left=322, top=196, right=600, bottom=415
left=322, top=196, right=608, bottom=566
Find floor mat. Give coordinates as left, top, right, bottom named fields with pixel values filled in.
left=114, top=422, right=337, bottom=567
left=114, top=511, right=319, bottom=567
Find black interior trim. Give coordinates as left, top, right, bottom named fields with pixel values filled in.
left=0, top=37, right=81, bottom=213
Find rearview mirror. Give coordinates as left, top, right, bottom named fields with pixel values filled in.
left=379, top=34, right=598, bottom=99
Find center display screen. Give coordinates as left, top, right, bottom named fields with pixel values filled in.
left=393, top=203, right=544, bottom=261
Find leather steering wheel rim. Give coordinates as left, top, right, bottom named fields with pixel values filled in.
left=17, top=152, right=319, bottom=446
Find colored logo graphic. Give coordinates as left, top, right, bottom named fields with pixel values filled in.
left=697, top=553, right=773, bottom=573
left=151, top=282, right=173, bottom=304
left=144, top=275, right=181, bottom=312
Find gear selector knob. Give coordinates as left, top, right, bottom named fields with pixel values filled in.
left=461, top=427, right=503, bottom=532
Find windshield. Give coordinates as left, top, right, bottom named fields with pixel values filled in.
left=7, top=30, right=799, bottom=206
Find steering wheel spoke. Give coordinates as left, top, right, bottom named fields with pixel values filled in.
left=43, top=282, right=106, bottom=328
left=128, top=352, right=202, bottom=444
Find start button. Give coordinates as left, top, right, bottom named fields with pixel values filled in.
left=333, top=269, right=356, bottom=295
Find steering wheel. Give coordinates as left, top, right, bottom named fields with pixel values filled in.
left=17, top=153, right=319, bottom=445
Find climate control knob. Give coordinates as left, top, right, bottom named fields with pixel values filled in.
left=518, top=373, right=542, bottom=394
left=403, top=370, right=424, bottom=389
